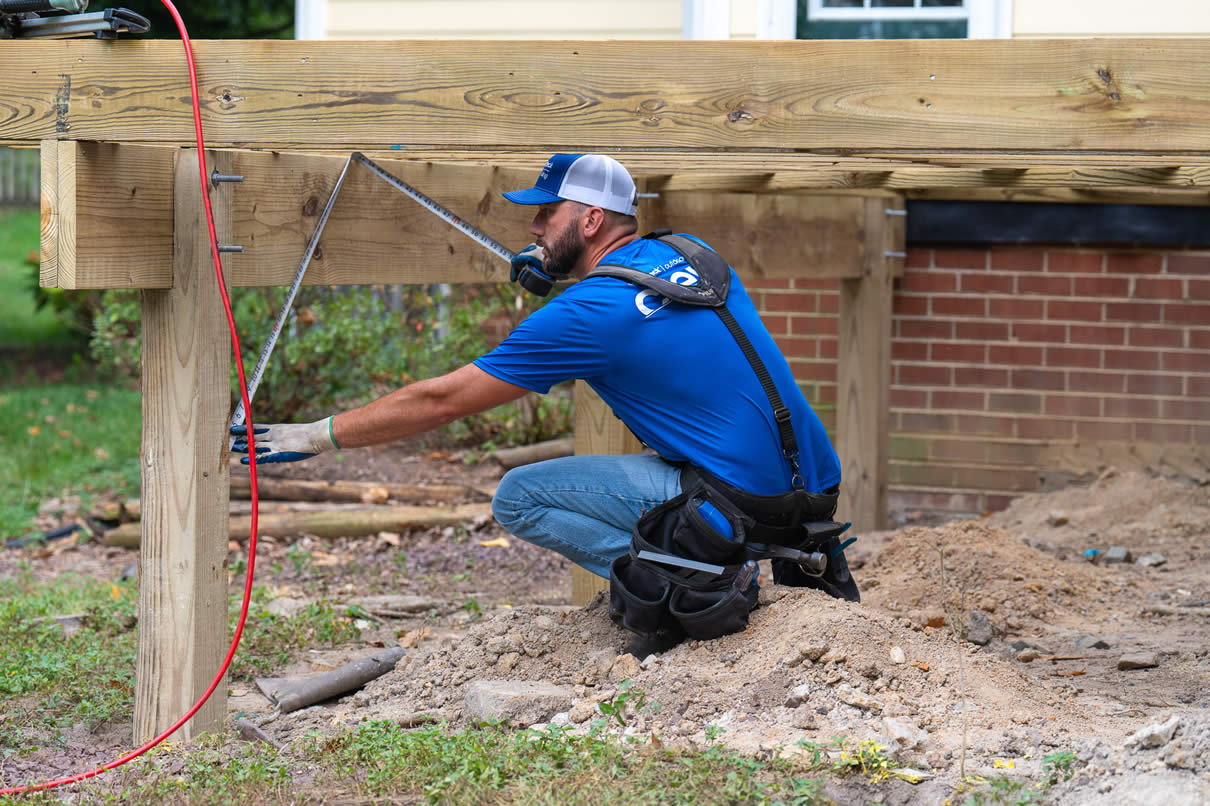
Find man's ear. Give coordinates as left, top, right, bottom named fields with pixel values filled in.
left=581, top=206, right=606, bottom=238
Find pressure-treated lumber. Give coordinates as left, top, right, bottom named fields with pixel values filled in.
left=134, top=149, right=232, bottom=743
left=5, top=39, right=1210, bottom=153
left=105, top=503, right=494, bottom=547
left=40, top=144, right=893, bottom=290
left=39, top=143, right=533, bottom=289
left=571, top=381, right=642, bottom=606
left=835, top=197, right=902, bottom=534
left=229, top=476, right=487, bottom=504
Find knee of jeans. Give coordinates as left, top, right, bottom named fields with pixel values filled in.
left=491, top=466, right=531, bottom=528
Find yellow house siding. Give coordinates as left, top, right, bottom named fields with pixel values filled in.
left=1014, top=0, right=1210, bottom=37
left=326, top=0, right=682, bottom=39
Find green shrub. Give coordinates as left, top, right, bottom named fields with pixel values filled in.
left=88, top=283, right=573, bottom=446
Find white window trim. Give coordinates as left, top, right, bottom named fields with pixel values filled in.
left=683, top=0, right=730, bottom=39
left=295, top=0, right=327, bottom=40
left=795, top=0, right=1012, bottom=37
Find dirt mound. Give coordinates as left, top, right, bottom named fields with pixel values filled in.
left=859, top=520, right=1114, bottom=638
left=353, top=584, right=1085, bottom=772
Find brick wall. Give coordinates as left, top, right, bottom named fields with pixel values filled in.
left=751, top=247, right=1210, bottom=520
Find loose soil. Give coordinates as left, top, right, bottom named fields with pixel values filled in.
left=4, top=446, right=1209, bottom=804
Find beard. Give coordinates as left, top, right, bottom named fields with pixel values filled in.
left=539, top=221, right=585, bottom=279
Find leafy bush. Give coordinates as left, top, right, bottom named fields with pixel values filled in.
left=88, top=283, right=573, bottom=447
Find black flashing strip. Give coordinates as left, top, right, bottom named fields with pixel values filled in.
left=906, top=201, right=1210, bottom=249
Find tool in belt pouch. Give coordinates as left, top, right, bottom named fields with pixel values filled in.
left=600, top=232, right=854, bottom=642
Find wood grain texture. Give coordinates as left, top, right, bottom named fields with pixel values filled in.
left=571, top=381, right=641, bottom=606
left=4, top=39, right=1210, bottom=152
left=134, top=150, right=232, bottom=743
left=38, top=140, right=57, bottom=288
left=43, top=145, right=536, bottom=289
left=651, top=192, right=869, bottom=280
left=44, top=146, right=899, bottom=290
left=834, top=197, right=899, bottom=535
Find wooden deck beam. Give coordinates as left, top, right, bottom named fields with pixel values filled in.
left=40, top=142, right=888, bottom=290
left=4, top=39, right=1210, bottom=155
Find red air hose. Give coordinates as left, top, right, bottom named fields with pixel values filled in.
left=0, top=2, right=262, bottom=794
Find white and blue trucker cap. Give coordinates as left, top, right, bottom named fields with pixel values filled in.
left=503, top=154, right=638, bottom=216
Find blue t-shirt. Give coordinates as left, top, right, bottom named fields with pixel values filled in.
left=474, top=236, right=841, bottom=495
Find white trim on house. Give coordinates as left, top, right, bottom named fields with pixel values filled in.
left=968, top=0, right=1013, bottom=39
left=683, top=0, right=731, bottom=39
left=757, top=0, right=797, bottom=39
left=295, top=0, right=327, bottom=40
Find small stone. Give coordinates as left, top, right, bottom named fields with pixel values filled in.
left=1124, top=715, right=1180, bottom=748
left=801, top=645, right=829, bottom=663
left=1136, top=554, right=1167, bottom=567
left=568, top=700, right=598, bottom=724
left=882, top=716, right=927, bottom=751
left=609, top=653, right=641, bottom=682
left=784, top=694, right=803, bottom=709
left=820, top=648, right=847, bottom=665
left=965, top=610, right=993, bottom=646
left=889, top=646, right=906, bottom=664
left=1076, top=636, right=1111, bottom=650
left=923, top=610, right=947, bottom=629
left=1047, top=511, right=1069, bottom=527
left=465, top=680, right=574, bottom=726
left=1117, top=652, right=1159, bottom=671
left=790, top=709, right=817, bottom=730
left=815, top=705, right=829, bottom=715
left=1104, top=546, right=1132, bottom=564
left=1017, top=649, right=1040, bottom=663
left=266, top=596, right=307, bottom=618
left=835, top=684, right=883, bottom=712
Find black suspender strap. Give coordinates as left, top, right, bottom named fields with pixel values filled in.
left=713, top=305, right=804, bottom=490
left=596, top=233, right=806, bottom=490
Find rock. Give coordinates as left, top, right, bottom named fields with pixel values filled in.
left=1124, top=716, right=1181, bottom=749
left=883, top=717, right=928, bottom=751
left=464, top=680, right=574, bottom=726
left=965, top=610, right=993, bottom=646
left=1076, top=636, right=1111, bottom=650
left=889, top=646, right=906, bottom=665
left=1104, top=546, right=1133, bottom=564
left=1017, top=649, right=1040, bottom=663
left=790, top=709, right=817, bottom=730
left=923, top=610, right=947, bottom=629
left=835, top=684, right=883, bottom=713
left=820, top=649, right=847, bottom=665
left=347, top=594, right=439, bottom=616
left=266, top=596, right=307, bottom=618
left=1137, top=554, right=1167, bottom=567
left=609, top=653, right=642, bottom=682
left=1118, top=652, right=1160, bottom=671
left=1047, top=511, right=1069, bottom=527
left=801, top=645, right=829, bottom=663
left=568, top=700, right=598, bottom=724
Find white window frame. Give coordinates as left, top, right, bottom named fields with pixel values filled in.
left=294, top=0, right=327, bottom=40
left=801, top=0, right=1012, bottom=38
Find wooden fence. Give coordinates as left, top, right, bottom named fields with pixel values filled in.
left=0, top=147, right=39, bottom=205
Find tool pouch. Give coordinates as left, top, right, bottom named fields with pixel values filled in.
left=609, top=480, right=758, bottom=642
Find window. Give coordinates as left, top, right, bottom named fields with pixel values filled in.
left=798, top=0, right=1008, bottom=40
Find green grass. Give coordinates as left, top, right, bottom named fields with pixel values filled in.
left=0, top=569, right=139, bottom=757
left=0, top=207, right=78, bottom=349
left=0, top=383, right=142, bottom=538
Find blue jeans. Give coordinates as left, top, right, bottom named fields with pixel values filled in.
left=491, top=453, right=683, bottom=579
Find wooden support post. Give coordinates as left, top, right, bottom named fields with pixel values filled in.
left=570, top=381, right=641, bottom=605
left=835, top=197, right=903, bottom=533
left=135, top=150, right=233, bottom=742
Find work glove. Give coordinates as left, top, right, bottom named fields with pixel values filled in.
left=229, top=417, right=338, bottom=464
left=509, top=243, right=547, bottom=283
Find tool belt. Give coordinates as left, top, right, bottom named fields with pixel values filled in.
left=608, top=466, right=851, bottom=641
left=598, top=231, right=856, bottom=642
